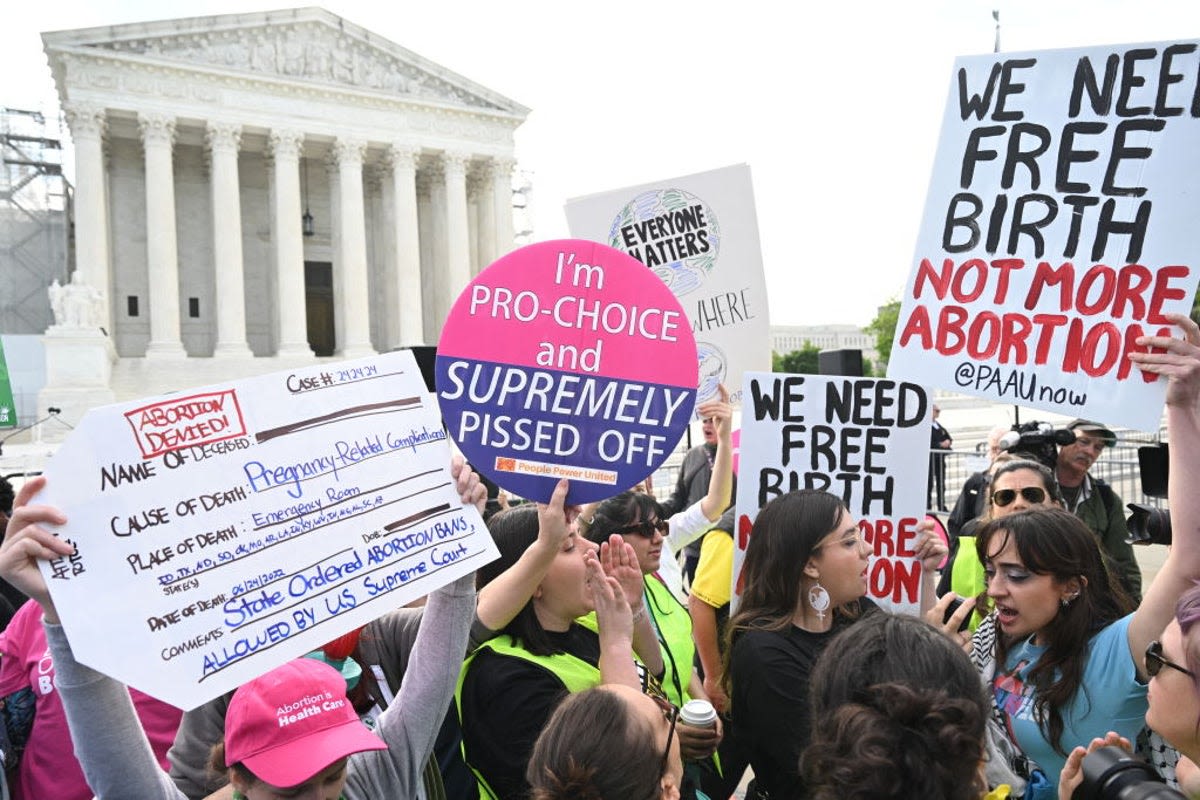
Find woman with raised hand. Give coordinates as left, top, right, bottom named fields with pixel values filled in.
left=456, top=484, right=650, bottom=800
left=974, top=312, right=1200, bottom=800
left=723, top=488, right=945, bottom=799
left=0, top=460, right=486, bottom=800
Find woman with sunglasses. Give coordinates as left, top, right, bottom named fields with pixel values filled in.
left=967, top=312, right=1200, bottom=800
left=936, top=458, right=1063, bottom=626
left=527, top=684, right=686, bottom=800
left=1058, top=583, right=1200, bottom=799
left=721, top=488, right=946, bottom=799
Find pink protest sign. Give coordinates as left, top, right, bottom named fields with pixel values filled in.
left=436, top=239, right=698, bottom=504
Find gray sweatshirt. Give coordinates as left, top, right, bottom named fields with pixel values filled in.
left=45, top=573, right=476, bottom=800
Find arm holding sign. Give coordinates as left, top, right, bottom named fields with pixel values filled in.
left=475, top=478, right=575, bottom=633
left=699, top=385, right=733, bottom=522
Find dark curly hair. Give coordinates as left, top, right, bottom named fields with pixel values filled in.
left=527, top=687, right=664, bottom=800
left=802, top=613, right=988, bottom=800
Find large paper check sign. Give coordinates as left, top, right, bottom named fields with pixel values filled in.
left=35, top=350, right=494, bottom=710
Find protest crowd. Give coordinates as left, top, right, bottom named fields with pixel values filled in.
left=0, top=314, right=1192, bottom=800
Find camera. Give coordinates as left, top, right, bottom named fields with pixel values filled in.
left=1128, top=444, right=1171, bottom=546
left=1072, top=746, right=1185, bottom=800
left=997, top=421, right=1076, bottom=471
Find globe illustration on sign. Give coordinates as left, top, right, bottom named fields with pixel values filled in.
left=607, top=188, right=719, bottom=297
left=696, top=341, right=727, bottom=405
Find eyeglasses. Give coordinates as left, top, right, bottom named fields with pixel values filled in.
left=646, top=685, right=679, bottom=776
left=991, top=487, right=1047, bottom=507
left=613, top=519, right=670, bottom=539
left=1146, top=640, right=1195, bottom=678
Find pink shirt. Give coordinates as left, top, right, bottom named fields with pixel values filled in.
left=0, top=600, right=183, bottom=800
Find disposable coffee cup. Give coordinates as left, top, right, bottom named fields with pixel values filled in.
left=678, top=699, right=718, bottom=728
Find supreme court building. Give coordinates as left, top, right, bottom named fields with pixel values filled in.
left=38, top=7, right=527, bottom=412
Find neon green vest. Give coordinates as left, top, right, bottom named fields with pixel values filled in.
left=950, top=535, right=987, bottom=632
left=644, top=574, right=696, bottom=707
left=455, top=633, right=600, bottom=799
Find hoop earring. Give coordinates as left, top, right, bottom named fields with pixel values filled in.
left=808, top=581, right=831, bottom=621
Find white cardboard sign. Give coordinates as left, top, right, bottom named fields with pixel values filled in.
left=34, top=350, right=494, bottom=710
left=565, top=164, right=772, bottom=410
left=732, top=372, right=931, bottom=614
left=888, top=41, right=1200, bottom=431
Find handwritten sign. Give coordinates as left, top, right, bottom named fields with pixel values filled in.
left=436, top=239, right=697, bottom=505
left=565, top=164, right=771, bottom=410
left=888, top=42, right=1200, bottom=431
left=732, top=372, right=930, bottom=614
left=35, top=350, right=494, bottom=710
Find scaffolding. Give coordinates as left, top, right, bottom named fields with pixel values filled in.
left=1, top=107, right=72, bottom=334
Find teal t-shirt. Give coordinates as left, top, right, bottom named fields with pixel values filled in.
left=992, top=614, right=1146, bottom=796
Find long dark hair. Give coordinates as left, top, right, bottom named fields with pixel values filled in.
left=527, top=687, right=663, bottom=800
left=975, top=508, right=1133, bottom=754
left=721, top=490, right=856, bottom=698
left=477, top=505, right=560, bottom=656
left=584, top=492, right=664, bottom=545
left=803, top=613, right=988, bottom=800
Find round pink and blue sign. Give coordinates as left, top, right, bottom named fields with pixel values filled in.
left=436, top=240, right=698, bottom=504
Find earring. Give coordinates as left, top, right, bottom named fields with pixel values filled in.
left=1061, top=592, right=1079, bottom=608
left=808, top=581, right=831, bottom=621
left=232, top=793, right=246, bottom=800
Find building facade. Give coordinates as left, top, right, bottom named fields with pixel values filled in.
left=43, top=8, right=528, bottom=365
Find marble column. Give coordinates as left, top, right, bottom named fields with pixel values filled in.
left=442, top=151, right=472, bottom=318
left=491, top=157, right=517, bottom=258
left=427, top=162, right=448, bottom=330
left=333, top=138, right=374, bottom=357
left=475, top=162, right=498, bottom=274
left=63, top=103, right=112, bottom=333
left=139, top=112, right=186, bottom=358
left=386, top=144, right=424, bottom=346
left=267, top=130, right=312, bottom=355
left=206, top=122, right=252, bottom=357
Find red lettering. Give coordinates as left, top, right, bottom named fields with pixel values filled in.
left=1063, top=317, right=1087, bottom=373
left=913, top=258, right=954, bottom=301
left=999, top=313, right=1033, bottom=364
left=1032, top=314, right=1069, bottom=364
left=1148, top=265, right=1190, bottom=324
left=1080, top=322, right=1121, bottom=376
left=869, top=558, right=922, bottom=605
left=935, top=306, right=969, bottom=355
left=1117, top=324, right=1172, bottom=382
left=990, top=258, right=1025, bottom=303
left=868, top=518, right=896, bottom=557
left=896, top=518, right=919, bottom=558
left=951, top=258, right=988, bottom=303
left=1026, top=261, right=1076, bottom=312
left=1112, top=264, right=1153, bottom=320
left=898, top=305, right=933, bottom=349
left=1076, top=264, right=1117, bottom=315
left=967, top=312, right=1001, bottom=359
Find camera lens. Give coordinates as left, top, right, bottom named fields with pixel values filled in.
left=1075, top=746, right=1185, bottom=800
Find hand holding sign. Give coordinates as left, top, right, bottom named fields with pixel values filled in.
left=436, top=239, right=698, bottom=505
left=0, top=476, right=72, bottom=622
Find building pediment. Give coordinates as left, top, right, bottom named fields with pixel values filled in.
left=42, top=7, right=528, bottom=116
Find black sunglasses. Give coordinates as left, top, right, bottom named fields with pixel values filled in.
left=991, top=487, right=1047, bottom=507
left=613, top=519, right=670, bottom=539
left=1146, top=640, right=1195, bottom=678
left=646, top=688, right=679, bottom=775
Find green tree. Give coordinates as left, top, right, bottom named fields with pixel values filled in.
left=772, top=341, right=821, bottom=374
left=864, top=299, right=902, bottom=370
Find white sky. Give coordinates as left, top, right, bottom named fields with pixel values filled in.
left=4, top=0, right=1200, bottom=327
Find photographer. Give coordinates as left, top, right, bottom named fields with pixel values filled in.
left=1055, top=420, right=1142, bottom=603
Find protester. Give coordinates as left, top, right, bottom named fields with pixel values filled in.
left=1057, top=583, right=1200, bottom=799
left=936, top=457, right=1064, bottom=615
left=969, top=310, right=1200, bottom=800
left=802, top=612, right=991, bottom=800
left=929, top=404, right=954, bottom=511
left=0, top=461, right=486, bottom=800
left=456, top=495, right=651, bottom=800
left=1054, top=418, right=1141, bottom=601
left=662, top=389, right=736, bottom=584
left=0, top=596, right=182, bottom=800
left=526, top=684, right=684, bottom=800
left=947, top=425, right=1015, bottom=537
left=722, top=488, right=945, bottom=799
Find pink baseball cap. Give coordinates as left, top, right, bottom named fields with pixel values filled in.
left=225, top=658, right=386, bottom=787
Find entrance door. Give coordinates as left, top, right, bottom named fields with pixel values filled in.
left=304, top=261, right=335, bottom=357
